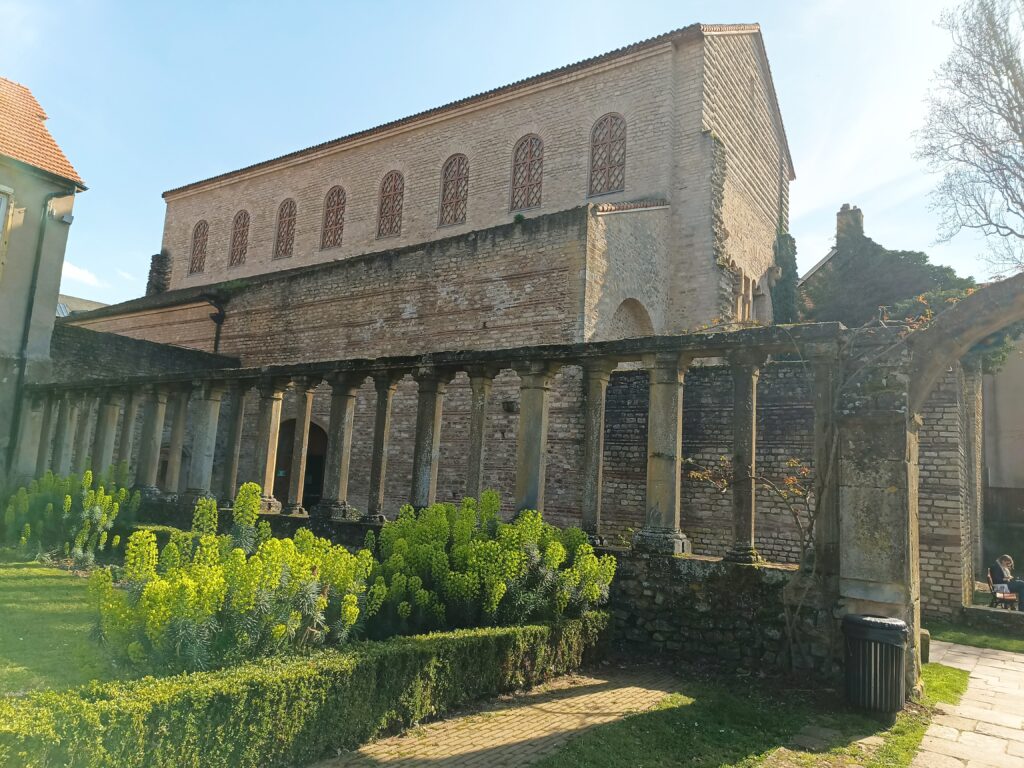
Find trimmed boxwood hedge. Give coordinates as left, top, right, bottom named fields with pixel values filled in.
left=0, top=612, right=607, bottom=768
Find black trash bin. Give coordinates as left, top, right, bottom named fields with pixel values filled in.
left=842, top=614, right=908, bottom=715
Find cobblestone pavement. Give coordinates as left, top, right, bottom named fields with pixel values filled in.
left=316, top=665, right=678, bottom=767
left=913, top=640, right=1024, bottom=767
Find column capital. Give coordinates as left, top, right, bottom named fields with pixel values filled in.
left=582, top=357, right=617, bottom=381
left=726, top=349, right=767, bottom=369
left=227, top=377, right=255, bottom=396
left=413, top=366, right=455, bottom=389
left=466, top=364, right=500, bottom=382
left=325, top=371, right=364, bottom=394
left=373, top=370, right=403, bottom=393
left=514, top=360, right=558, bottom=387
left=191, top=379, right=225, bottom=401
left=257, top=375, right=290, bottom=399
left=290, top=374, right=322, bottom=393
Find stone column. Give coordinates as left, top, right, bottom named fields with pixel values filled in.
left=35, top=394, right=55, bottom=477
left=368, top=372, right=400, bottom=519
left=254, top=377, right=288, bottom=513
left=162, top=386, right=190, bottom=496
left=465, top=368, right=494, bottom=500
left=315, top=373, right=361, bottom=520
left=91, top=391, right=122, bottom=477
left=136, top=386, right=169, bottom=497
left=634, top=352, right=691, bottom=555
left=581, top=360, right=614, bottom=539
left=283, top=376, right=320, bottom=515
left=810, top=347, right=840, bottom=585
left=514, top=361, right=555, bottom=513
left=52, top=394, right=77, bottom=476
left=53, top=393, right=80, bottom=479
left=72, top=393, right=96, bottom=473
left=410, top=368, right=450, bottom=509
left=13, top=394, right=44, bottom=483
left=220, top=381, right=250, bottom=503
left=117, top=389, right=141, bottom=475
left=184, top=381, right=224, bottom=504
left=724, top=351, right=763, bottom=563
left=838, top=357, right=922, bottom=693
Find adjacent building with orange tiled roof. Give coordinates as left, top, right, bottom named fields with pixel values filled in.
left=0, top=75, right=84, bottom=483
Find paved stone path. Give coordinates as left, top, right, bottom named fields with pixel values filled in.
left=316, top=665, right=677, bottom=767
left=914, top=640, right=1024, bottom=767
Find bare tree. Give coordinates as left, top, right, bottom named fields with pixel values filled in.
left=917, top=0, right=1024, bottom=272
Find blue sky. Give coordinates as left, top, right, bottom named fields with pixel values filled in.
left=1, top=0, right=994, bottom=304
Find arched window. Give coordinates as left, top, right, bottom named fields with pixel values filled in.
left=229, top=210, right=249, bottom=266
left=273, top=198, right=297, bottom=258
left=321, top=186, right=346, bottom=249
left=589, top=113, right=626, bottom=196
left=377, top=171, right=404, bottom=238
left=511, top=134, right=543, bottom=211
left=439, top=154, right=469, bottom=226
left=188, top=220, right=209, bottom=274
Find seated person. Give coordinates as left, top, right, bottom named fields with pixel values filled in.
left=990, top=554, right=1024, bottom=599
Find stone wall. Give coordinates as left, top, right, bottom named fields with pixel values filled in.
left=47, top=324, right=237, bottom=382
left=609, top=550, right=837, bottom=677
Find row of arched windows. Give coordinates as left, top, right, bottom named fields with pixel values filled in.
left=188, top=113, right=627, bottom=275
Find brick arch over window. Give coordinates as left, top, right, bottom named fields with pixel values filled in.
left=274, top=198, right=297, bottom=259
left=511, top=134, right=543, bottom=211
left=589, top=113, right=626, bottom=196
left=229, top=210, right=249, bottom=266
left=321, top=186, right=346, bottom=249
left=188, top=220, right=209, bottom=275
left=377, top=171, right=404, bottom=238
left=439, top=154, right=469, bottom=227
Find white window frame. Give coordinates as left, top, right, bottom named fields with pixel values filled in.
left=0, top=184, right=13, bottom=276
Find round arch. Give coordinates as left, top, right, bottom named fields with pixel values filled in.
left=604, top=298, right=655, bottom=340
left=907, top=272, right=1024, bottom=413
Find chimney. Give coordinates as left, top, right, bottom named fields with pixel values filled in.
left=836, top=203, right=864, bottom=240
left=145, top=250, right=172, bottom=295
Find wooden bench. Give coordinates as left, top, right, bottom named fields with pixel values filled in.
left=988, top=569, right=1020, bottom=610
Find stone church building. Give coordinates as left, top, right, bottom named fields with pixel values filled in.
left=17, top=23, right=981, bottom=624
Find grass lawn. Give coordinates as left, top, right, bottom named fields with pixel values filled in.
left=0, top=555, right=120, bottom=695
left=927, top=619, right=1024, bottom=654
left=537, top=664, right=967, bottom=768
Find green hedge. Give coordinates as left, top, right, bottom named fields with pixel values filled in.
left=0, top=612, right=608, bottom=768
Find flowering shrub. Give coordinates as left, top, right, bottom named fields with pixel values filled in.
left=1, top=469, right=140, bottom=566
left=364, top=491, right=616, bottom=638
left=91, top=486, right=375, bottom=672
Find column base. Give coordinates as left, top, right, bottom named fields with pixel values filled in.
left=632, top=527, right=691, bottom=555
left=587, top=532, right=606, bottom=547
left=361, top=512, right=386, bottom=523
left=723, top=545, right=763, bottom=564
left=260, top=495, right=282, bottom=515
left=311, top=500, right=361, bottom=522
left=281, top=503, right=307, bottom=516
left=179, top=489, right=216, bottom=514
left=134, top=485, right=163, bottom=503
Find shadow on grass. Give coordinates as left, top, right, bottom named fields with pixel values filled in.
left=0, top=557, right=122, bottom=695
left=324, top=666, right=891, bottom=768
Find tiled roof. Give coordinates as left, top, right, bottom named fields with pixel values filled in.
left=0, top=76, right=84, bottom=188
left=164, top=23, right=780, bottom=198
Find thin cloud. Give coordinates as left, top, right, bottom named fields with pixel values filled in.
left=61, top=261, right=103, bottom=288
left=116, top=269, right=138, bottom=282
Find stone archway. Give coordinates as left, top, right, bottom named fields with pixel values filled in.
left=907, top=271, right=1024, bottom=414
left=605, top=298, right=655, bottom=340
left=273, top=419, right=328, bottom=507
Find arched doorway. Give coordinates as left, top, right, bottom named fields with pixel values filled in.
left=273, top=419, right=328, bottom=508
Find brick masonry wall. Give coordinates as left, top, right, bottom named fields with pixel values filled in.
left=162, top=46, right=684, bottom=292
left=917, top=366, right=976, bottom=618
left=703, top=33, right=791, bottom=318
left=47, top=324, right=236, bottom=381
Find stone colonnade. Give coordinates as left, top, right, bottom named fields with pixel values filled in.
left=15, top=328, right=843, bottom=565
